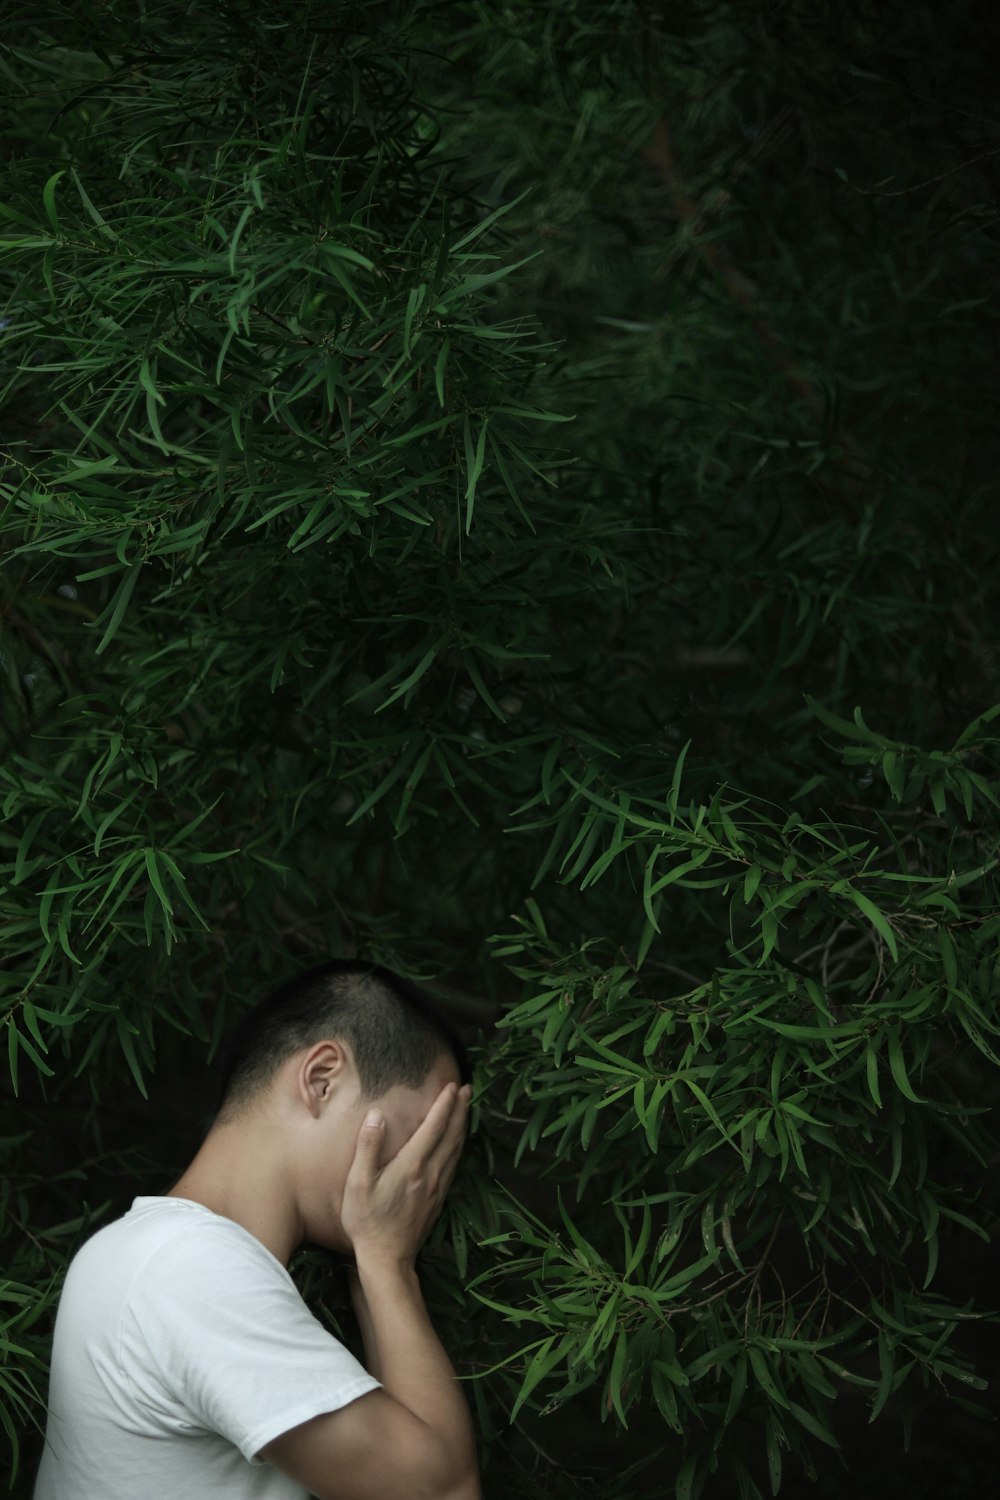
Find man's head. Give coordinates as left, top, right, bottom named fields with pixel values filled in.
left=215, top=959, right=470, bottom=1122
left=210, top=960, right=470, bottom=1252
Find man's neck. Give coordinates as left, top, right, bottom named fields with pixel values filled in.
left=167, top=1120, right=303, bottom=1266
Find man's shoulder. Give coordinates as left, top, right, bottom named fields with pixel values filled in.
left=65, top=1197, right=285, bottom=1304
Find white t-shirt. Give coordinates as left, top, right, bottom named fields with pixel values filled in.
left=33, top=1196, right=381, bottom=1499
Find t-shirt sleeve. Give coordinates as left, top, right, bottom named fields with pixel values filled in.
left=126, top=1224, right=381, bottom=1462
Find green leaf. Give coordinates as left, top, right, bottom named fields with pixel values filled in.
left=143, top=849, right=174, bottom=916
left=375, top=638, right=447, bottom=713
left=668, top=740, right=691, bottom=816
left=510, top=1335, right=562, bottom=1420
left=464, top=653, right=506, bottom=722
left=346, top=746, right=419, bottom=826
left=42, top=169, right=66, bottom=231
left=116, top=1019, right=148, bottom=1099
left=606, top=1327, right=629, bottom=1425
left=847, top=889, right=899, bottom=961
left=749, top=1345, right=788, bottom=1408
left=938, top=926, right=958, bottom=989
left=448, top=190, right=531, bottom=253
left=92, top=559, right=142, bottom=656
left=434, top=337, right=451, bottom=406
left=463, top=414, right=488, bottom=532
left=6, top=1021, right=19, bottom=1096
left=887, top=1027, right=923, bottom=1103
left=675, top=1453, right=700, bottom=1500
left=70, top=166, right=117, bottom=239
left=865, top=1041, right=883, bottom=1109
left=765, top=1410, right=783, bottom=1495
left=787, top=1398, right=838, bottom=1447
left=724, top=1353, right=748, bottom=1424
left=392, top=739, right=436, bottom=833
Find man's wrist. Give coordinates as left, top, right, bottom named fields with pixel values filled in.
left=353, top=1248, right=421, bottom=1287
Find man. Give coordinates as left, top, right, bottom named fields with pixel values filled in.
left=33, top=960, right=481, bottom=1500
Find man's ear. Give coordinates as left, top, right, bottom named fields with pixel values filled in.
left=298, top=1040, right=350, bottom=1117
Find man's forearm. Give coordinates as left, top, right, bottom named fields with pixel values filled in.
left=353, top=1255, right=480, bottom=1497
left=348, top=1269, right=381, bottom=1381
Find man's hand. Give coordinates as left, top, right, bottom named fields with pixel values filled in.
left=268, top=1081, right=482, bottom=1500
left=340, top=1081, right=471, bottom=1269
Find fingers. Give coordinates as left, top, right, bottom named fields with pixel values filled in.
left=395, top=1081, right=471, bottom=1169
left=434, top=1082, right=471, bottom=1157
left=437, top=1084, right=471, bottom=1161
left=429, top=1084, right=472, bottom=1179
left=347, top=1106, right=386, bottom=1184
left=434, top=1086, right=473, bottom=1188
left=343, top=1086, right=471, bottom=1262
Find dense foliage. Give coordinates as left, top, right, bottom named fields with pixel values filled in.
left=2, top=2, right=998, bottom=1497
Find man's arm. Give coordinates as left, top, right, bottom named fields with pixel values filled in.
left=260, top=1083, right=481, bottom=1500
left=346, top=1267, right=381, bottom=1381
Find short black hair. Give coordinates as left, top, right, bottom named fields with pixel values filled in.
left=215, top=959, right=470, bottom=1119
